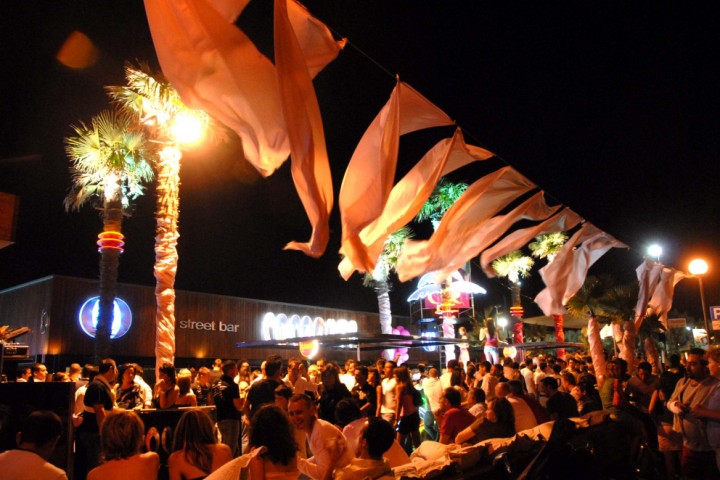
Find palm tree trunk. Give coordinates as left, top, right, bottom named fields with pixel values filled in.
left=511, top=283, right=524, bottom=344
left=553, top=314, right=565, bottom=359
left=154, top=147, right=181, bottom=374
left=376, top=281, right=394, bottom=360
left=95, top=191, right=123, bottom=362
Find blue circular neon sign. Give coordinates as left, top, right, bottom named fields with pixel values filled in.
left=78, top=296, right=132, bottom=339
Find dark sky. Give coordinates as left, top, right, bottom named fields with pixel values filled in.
left=1, top=1, right=719, bottom=326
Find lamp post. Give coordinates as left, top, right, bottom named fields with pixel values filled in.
left=688, top=258, right=711, bottom=345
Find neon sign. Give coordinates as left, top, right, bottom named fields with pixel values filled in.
left=78, top=296, right=132, bottom=339
left=260, top=312, right=358, bottom=341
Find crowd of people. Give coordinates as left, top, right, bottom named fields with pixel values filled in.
left=4, top=346, right=720, bottom=480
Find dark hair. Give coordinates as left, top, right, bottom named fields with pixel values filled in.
left=541, top=376, right=559, bottom=391
left=443, top=387, right=462, bottom=407
left=221, top=359, right=236, bottom=375
left=364, top=418, right=395, bottom=458
left=250, top=404, right=298, bottom=465
left=446, top=359, right=458, bottom=370
left=479, top=361, right=491, bottom=371
left=289, top=393, right=313, bottom=408
left=491, top=397, right=515, bottom=432
left=172, top=409, right=217, bottom=474
left=561, top=372, right=577, bottom=386
left=507, top=380, right=524, bottom=395
left=335, top=398, right=362, bottom=427
left=355, top=365, right=368, bottom=377
left=117, top=364, right=136, bottom=384
left=638, top=361, right=652, bottom=373
left=472, top=387, right=486, bottom=403
left=19, top=411, right=62, bottom=446
left=264, top=355, right=283, bottom=378
left=159, top=362, right=177, bottom=384
left=99, top=358, right=116, bottom=375
left=274, top=384, right=293, bottom=400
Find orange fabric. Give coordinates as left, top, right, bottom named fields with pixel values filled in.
left=339, top=80, right=454, bottom=273
left=338, top=128, right=493, bottom=279
left=396, top=166, right=536, bottom=282
left=144, top=0, right=289, bottom=176
left=432, top=191, right=559, bottom=281
left=275, top=0, right=342, bottom=257
left=480, top=208, right=582, bottom=277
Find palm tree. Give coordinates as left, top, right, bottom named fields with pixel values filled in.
left=415, top=179, right=469, bottom=361
left=529, top=232, right=568, bottom=354
left=108, top=63, right=210, bottom=374
left=65, top=109, right=154, bottom=360
left=364, top=227, right=412, bottom=360
left=415, top=178, right=468, bottom=230
left=491, top=250, right=534, bottom=344
left=567, top=276, right=609, bottom=381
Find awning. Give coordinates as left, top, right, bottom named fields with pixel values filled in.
left=522, top=314, right=588, bottom=329
left=236, top=333, right=468, bottom=352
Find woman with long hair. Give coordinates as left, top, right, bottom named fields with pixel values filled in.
left=115, top=363, right=144, bottom=409
left=87, top=410, right=159, bottom=480
left=317, top=364, right=351, bottom=425
left=169, top=409, right=232, bottom=480
left=455, top=397, right=516, bottom=444
left=483, top=319, right=500, bottom=365
left=175, top=369, right=198, bottom=407
left=393, top=366, right=421, bottom=453
left=248, top=404, right=299, bottom=480
left=154, top=363, right=179, bottom=409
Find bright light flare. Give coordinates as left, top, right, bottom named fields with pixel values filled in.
left=647, top=244, right=662, bottom=259
left=169, top=111, right=205, bottom=145
left=689, top=258, right=709, bottom=276
left=497, top=317, right=508, bottom=328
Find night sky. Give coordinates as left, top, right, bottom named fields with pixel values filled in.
left=1, top=2, right=719, bottom=327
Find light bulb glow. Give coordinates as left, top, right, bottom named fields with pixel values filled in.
left=169, top=112, right=205, bottom=145
left=689, top=259, right=709, bottom=276
left=647, top=244, right=662, bottom=259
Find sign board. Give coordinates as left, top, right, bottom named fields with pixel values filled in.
left=667, top=318, right=687, bottom=329
left=0, top=192, right=19, bottom=249
left=693, top=328, right=708, bottom=345
left=710, top=306, right=720, bottom=321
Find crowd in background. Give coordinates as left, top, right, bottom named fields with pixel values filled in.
left=4, top=345, right=720, bottom=480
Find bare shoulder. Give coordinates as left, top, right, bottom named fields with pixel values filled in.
left=214, top=442, right=233, bottom=462
left=142, top=451, right=161, bottom=467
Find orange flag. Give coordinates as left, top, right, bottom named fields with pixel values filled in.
left=275, top=0, right=344, bottom=257
left=396, top=167, right=536, bottom=282
left=338, top=128, right=494, bottom=279
left=339, top=80, right=454, bottom=271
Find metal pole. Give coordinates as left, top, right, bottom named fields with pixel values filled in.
left=698, top=276, right=711, bottom=346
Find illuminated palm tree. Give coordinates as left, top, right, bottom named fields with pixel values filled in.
left=364, top=227, right=412, bottom=360
left=492, top=250, right=534, bottom=343
left=65, top=109, right=154, bottom=360
left=529, top=232, right=568, bottom=354
left=108, top=63, right=209, bottom=373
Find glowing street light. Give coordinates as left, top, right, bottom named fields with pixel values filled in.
left=647, top=244, right=662, bottom=262
left=688, top=258, right=711, bottom=344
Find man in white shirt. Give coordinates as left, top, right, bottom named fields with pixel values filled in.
left=377, top=361, right=397, bottom=425
left=289, top=394, right=353, bottom=480
left=339, top=359, right=357, bottom=392
left=421, top=367, right=442, bottom=441
left=284, top=357, right=318, bottom=399
left=0, top=410, right=67, bottom=480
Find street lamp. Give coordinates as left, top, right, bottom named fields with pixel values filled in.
left=648, top=244, right=662, bottom=262
left=688, top=258, right=711, bottom=345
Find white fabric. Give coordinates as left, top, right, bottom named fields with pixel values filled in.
left=0, top=449, right=67, bottom=480
left=480, top=207, right=582, bottom=277
left=634, top=259, right=664, bottom=329
left=339, top=80, right=453, bottom=278
left=647, top=268, right=687, bottom=328
left=396, top=166, right=536, bottom=282
left=507, top=396, right=538, bottom=433
left=338, top=128, right=492, bottom=279
left=380, top=377, right=397, bottom=415
left=205, top=446, right=264, bottom=480
left=534, top=223, right=627, bottom=316
left=299, top=418, right=353, bottom=480
left=587, top=317, right=607, bottom=381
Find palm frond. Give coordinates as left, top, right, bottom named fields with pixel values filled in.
left=415, top=178, right=468, bottom=225
left=491, top=250, right=534, bottom=284
left=529, top=232, right=568, bottom=261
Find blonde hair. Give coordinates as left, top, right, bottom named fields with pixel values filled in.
left=101, top=410, right=144, bottom=461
